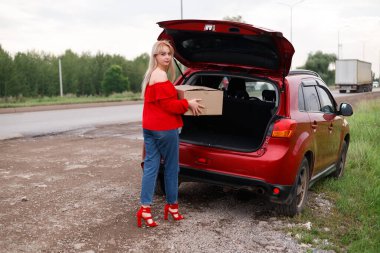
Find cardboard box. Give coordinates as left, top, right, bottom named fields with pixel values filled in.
left=176, top=85, right=223, bottom=115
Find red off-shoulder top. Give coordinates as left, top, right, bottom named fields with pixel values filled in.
left=142, top=80, right=189, bottom=130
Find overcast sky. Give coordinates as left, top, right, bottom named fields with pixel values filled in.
left=1, top=0, right=380, bottom=77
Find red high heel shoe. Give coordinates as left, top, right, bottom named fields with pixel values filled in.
left=164, top=203, right=184, bottom=221
left=136, top=206, right=158, bottom=227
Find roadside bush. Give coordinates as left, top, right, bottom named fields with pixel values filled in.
left=101, top=65, right=130, bottom=96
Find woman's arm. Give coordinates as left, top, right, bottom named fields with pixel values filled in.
left=158, top=98, right=204, bottom=116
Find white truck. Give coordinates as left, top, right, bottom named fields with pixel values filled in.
left=335, top=59, right=373, bottom=93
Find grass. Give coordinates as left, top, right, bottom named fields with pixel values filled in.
left=0, top=92, right=142, bottom=108
left=288, top=98, right=380, bottom=252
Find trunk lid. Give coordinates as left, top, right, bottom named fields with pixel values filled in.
left=157, top=19, right=294, bottom=78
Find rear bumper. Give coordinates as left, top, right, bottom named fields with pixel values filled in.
left=177, top=166, right=295, bottom=204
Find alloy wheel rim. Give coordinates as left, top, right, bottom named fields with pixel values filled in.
left=296, top=167, right=307, bottom=208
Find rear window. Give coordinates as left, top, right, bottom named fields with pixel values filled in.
left=245, top=81, right=275, bottom=99
left=186, top=74, right=277, bottom=103
left=167, top=30, right=280, bottom=70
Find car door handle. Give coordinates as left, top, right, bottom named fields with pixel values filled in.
left=311, top=121, right=318, bottom=129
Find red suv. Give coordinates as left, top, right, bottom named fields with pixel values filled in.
left=152, top=20, right=353, bottom=216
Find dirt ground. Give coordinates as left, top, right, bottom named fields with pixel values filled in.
left=1, top=93, right=379, bottom=253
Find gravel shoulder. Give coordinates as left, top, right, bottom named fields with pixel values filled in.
left=1, top=122, right=317, bottom=252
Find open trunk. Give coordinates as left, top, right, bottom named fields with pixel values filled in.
left=179, top=73, right=278, bottom=152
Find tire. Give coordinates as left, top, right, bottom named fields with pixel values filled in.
left=277, top=157, right=310, bottom=216
left=332, top=141, right=348, bottom=178
left=154, top=173, right=182, bottom=196
left=154, top=174, right=166, bottom=196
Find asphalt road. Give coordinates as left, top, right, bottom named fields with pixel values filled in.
left=0, top=103, right=143, bottom=140
left=331, top=87, right=380, bottom=97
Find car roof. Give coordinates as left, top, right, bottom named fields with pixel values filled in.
left=288, top=69, right=321, bottom=78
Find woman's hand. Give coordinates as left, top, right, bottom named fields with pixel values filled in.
left=188, top=99, right=205, bottom=116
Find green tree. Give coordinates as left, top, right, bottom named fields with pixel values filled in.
left=60, top=49, right=80, bottom=94
left=13, top=52, right=42, bottom=96
left=0, top=44, right=145, bottom=97
left=13, top=51, right=58, bottom=97
left=102, top=64, right=129, bottom=96
left=20, top=51, right=58, bottom=96
left=298, top=51, right=337, bottom=85
left=89, top=53, right=112, bottom=95
left=76, top=53, right=93, bottom=96
left=127, top=53, right=149, bottom=93
left=0, top=45, right=15, bottom=97
left=12, top=53, right=29, bottom=96
left=43, top=53, right=59, bottom=96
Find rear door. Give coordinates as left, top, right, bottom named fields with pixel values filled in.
left=301, top=80, right=332, bottom=174
left=157, top=20, right=295, bottom=79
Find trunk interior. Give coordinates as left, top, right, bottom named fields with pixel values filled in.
left=179, top=73, right=278, bottom=152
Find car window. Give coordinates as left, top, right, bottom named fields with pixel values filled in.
left=245, top=81, right=276, bottom=100
left=316, top=86, right=335, bottom=113
left=298, top=85, right=306, bottom=111
left=302, top=86, right=320, bottom=112
left=190, top=75, right=277, bottom=102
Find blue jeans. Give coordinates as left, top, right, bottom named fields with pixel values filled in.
left=140, top=128, right=180, bottom=205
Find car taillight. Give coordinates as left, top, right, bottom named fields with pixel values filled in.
left=272, top=119, right=297, bottom=138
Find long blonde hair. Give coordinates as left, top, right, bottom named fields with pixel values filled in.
left=141, top=40, right=176, bottom=98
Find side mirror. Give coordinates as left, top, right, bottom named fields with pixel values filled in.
left=339, top=103, right=353, bottom=116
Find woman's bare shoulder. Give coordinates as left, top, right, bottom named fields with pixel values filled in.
left=149, top=69, right=168, bottom=85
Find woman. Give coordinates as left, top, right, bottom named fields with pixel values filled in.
left=137, top=40, right=203, bottom=227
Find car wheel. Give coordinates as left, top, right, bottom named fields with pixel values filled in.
left=154, top=174, right=166, bottom=196
left=277, top=157, right=310, bottom=216
left=332, top=141, right=348, bottom=178
left=154, top=173, right=182, bottom=196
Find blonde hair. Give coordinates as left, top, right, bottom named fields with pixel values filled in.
left=141, top=40, right=176, bottom=98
